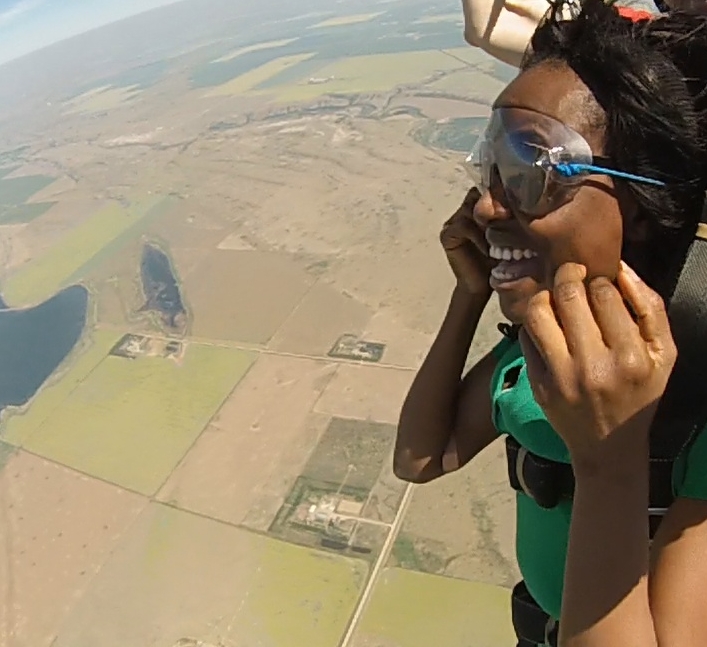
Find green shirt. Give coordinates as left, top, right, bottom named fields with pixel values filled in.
left=490, top=336, right=707, bottom=621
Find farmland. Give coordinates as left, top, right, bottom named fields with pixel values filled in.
left=2, top=196, right=169, bottom=306
left=0, top=0, right=521, bottom=645
left=7, top=336, right=254, bottom=494
left=64, top=84, right=143, bottom=115
left=204, top=52, right=316, bottom=97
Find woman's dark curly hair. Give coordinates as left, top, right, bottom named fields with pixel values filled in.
left=523, top=0, right=707, bottom=298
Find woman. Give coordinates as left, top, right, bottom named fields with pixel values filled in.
left=394, top=1, right=707, bottom=645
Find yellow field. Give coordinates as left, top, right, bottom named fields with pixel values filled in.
left=2, top=329, right=120, bottom=445
left=64, top=84, right=141, bottom=115
left=441, top=46, right=498, bottom=66
left=212, top=38, right=299, bottom=63
left=205, top=52, right=316, bottom=97
left=2, top=195, right=166, bottom=306
left=8, top=338, right=255, bottom=494
left=274, top=49, right=466, bottom=102
left=309, top=12, right=383, bottom=28
left=414, top=13, right=464, bottom=24
left=355, top=568, right=515, bottom=647
left=50, top=503, right=368, bottom=645
left=425, top=65, right=507, bottom=98
left=247, top=537, right=368, bottom=645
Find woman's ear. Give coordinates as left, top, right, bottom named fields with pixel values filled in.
left=616, top=183, right=649, bottom=244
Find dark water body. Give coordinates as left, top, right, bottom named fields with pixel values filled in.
left=140, top=243, right=186, bottom=328
left=0, top=284, right=88, bottom=412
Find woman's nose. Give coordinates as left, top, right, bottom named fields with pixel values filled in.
left=473, top=173, right=513, bottom=229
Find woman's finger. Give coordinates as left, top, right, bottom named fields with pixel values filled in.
left=442, top=218, right=488, bottom=257
left=551, top=263, right=604, bottom=358
left=447, top=243, right=490, bottom=289
left=618, top=261, right=673, bottom=348
left=587, top=275, right=642, bottom=351
left=518, top=327, right=552, bottom=406
left=523, top=288, right=571, bottom=380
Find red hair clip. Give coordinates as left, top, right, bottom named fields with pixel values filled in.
left=616, top=6, right=654, bottom=20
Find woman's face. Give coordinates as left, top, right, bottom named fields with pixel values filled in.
left=473, top=61, right=631, bottom=324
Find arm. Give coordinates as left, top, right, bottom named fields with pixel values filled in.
left=560, top=477, right=707, bottom=647
left=461, top=0, right=548, bottom=67
left=393, top=285, right=499, bottom=484
left=649, top=497, right=707, bottom=646
left=559, top=447, right=658, bottom=647
left=647, top=425, right=707, bottom=643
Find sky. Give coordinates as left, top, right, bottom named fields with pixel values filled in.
left=0, top=0, right=184, bottom=64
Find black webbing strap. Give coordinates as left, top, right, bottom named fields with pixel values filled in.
left=649, top=196, right=707, bottom=503
left=506, top=436, right=668, bottom=539
left=512, top=581, right=558, bottom=647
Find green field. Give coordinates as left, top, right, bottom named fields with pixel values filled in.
left=0, top=174, right=55, bottom=205
left=426, top=65, right=507, bottom=98
left=2, top=329, right=120, bottom=444
left=2, top=195, right=169, bottom=306
left=0, top=441, right=15, bottom=472
left=0, top=202, right=56, bottom=224
left=248, top=536, right=368, bottom=645
left=271, top=49, right=467, bottom=102
left=205, top=53, right=316, bottom=97
left=64, top=84, right=141, bottom=115
left=356, top=568, right=515, bottom=647
left=5, top=334, right=255, bottom=494
left=0, top=165, right=19, bottom=180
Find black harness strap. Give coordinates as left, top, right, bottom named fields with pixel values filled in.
left=512, top=581, right=558, bottom=647
left=650, top=217, right=707, bottom=463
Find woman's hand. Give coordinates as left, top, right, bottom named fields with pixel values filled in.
left=440, top=186, right=493, bottom=297
left=518, top=261, right=677, bottom=468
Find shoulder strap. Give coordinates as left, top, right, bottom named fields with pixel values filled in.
left=650, top=194, right=707, bottom=465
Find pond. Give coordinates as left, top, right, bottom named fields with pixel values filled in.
left=0, top=284, right=88, bottom=412
left=140, top=243, right=187, bottom=329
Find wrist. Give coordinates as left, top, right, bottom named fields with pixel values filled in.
left=451, top=282, right=492, bottom=308
left=570, top=434, right=649, bottom=485
left=439, top=285, right=490, bottom=344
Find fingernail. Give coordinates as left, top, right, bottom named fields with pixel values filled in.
left=620, top=260, right=640, bottom=282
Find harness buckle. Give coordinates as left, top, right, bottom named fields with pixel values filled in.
left=515, top=445, right=533, bottom=499
left=506, top=437, right=567, bottom=509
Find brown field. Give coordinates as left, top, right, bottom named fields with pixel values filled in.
left=183, top=249, right=316, bottom=343
left=158, top=354, right=339, bottom=529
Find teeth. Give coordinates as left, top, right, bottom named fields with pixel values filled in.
left=489, top=245, right=537, bottom=261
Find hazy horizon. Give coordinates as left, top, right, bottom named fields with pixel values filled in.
left=0, top=0, right=187, bottom=64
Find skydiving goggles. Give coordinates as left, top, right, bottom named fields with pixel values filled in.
left=464, top=107, right=666, bottom=217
